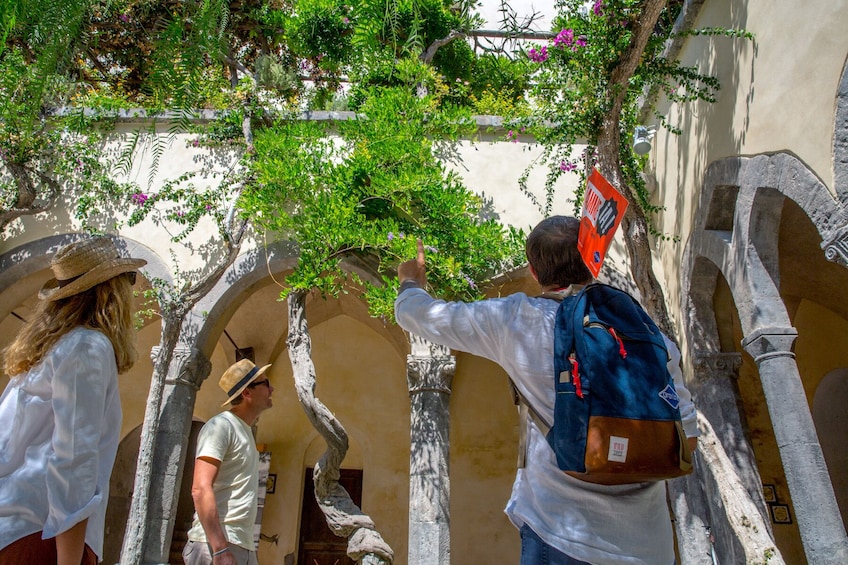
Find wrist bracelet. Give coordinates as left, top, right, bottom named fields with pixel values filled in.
left=212, top=547, right=231, bottom=557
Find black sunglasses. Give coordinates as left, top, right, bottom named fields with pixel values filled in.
left=248, top=378, right=270, bottom=388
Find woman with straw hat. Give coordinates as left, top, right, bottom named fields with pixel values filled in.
left=0, top=237, right=146, bottom=565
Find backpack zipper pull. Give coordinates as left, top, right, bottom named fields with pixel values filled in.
left=569, top=355, right=583, bottom=398
left=609, top=327, right=627, bottom=358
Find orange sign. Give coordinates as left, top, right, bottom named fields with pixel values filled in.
left=578, top=169, right=629, bottom=277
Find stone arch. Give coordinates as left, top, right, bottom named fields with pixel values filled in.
left=144, top=238, right=412, bottom=562
left=683, top=152, right=848, bottom=563
left=688, top=153, right=848, bottom=337
left=189, top=239, right=408, bottom=367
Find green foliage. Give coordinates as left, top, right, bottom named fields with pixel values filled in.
left=5, top=0, right=526, bottom=320
left=244, top=86, right=525, bottom=319
left=286, top=0, right=353, bottom=65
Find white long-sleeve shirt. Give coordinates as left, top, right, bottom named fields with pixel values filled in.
left=0, top=327, right=122, bottom=560
left=395, top=286, right=699, bottom=565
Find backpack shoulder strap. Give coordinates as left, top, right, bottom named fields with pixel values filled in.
left=512, top=384, right=551, bottom=468
left=513, top=292, right=579, bottom=468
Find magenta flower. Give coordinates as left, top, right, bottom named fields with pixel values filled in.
left=131, top=193, right=148, bottom=206
left=506, top=130, right=519, bottom=143
left=528, top=45, right=548, bottom=63
left=576, top=35, right=588, bottom=48
left=560, top=161, right=577, bottom=173
left=554, top=29, right=574, bottom=49
left=593, top=0, right=604, bottom=16
left=119, top=13, right=130, bottom=23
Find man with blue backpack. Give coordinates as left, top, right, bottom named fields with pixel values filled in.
left=395, top=215, right=699, bottom=565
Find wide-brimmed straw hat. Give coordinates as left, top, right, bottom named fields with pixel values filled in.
left=38, top=237, right=147, bottom=301
left=219, top=359, right=272, bottom=407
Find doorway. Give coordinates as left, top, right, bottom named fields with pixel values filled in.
left=297, top=468, right=363, bottom=565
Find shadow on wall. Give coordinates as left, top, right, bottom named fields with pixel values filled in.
left=812, top=369, right=848, bottom=521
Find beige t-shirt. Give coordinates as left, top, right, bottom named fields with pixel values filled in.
left=187, top=411, right=259, bottom=550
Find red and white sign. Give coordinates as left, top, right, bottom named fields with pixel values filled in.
left=578, top=169, right=628, bottom=277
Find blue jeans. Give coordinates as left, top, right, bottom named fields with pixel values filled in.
left=519, top=524, right=592, bottom=565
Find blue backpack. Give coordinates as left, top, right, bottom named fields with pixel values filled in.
left=523, top=283, right=693, bottom=485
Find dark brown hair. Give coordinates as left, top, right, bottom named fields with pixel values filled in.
left=525, top=216, right=593, bottom=288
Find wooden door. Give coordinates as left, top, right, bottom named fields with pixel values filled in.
left=297, top=468, right=363, bottom=565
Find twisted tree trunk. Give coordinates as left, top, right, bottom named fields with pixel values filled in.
left=287, top=290, right=394, bottom=564
left=595, top=0, right=674, bottom=338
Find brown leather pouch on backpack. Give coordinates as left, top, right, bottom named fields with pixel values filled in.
left=567, top=416, right=693, bottom=485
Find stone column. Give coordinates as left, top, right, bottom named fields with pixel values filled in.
left=742, top=327, right=848, bottom=564
left=406, top=334, right=455, bottom=565
left=142, top=345, right=212, bottom=564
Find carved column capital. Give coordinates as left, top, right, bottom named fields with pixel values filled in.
left=741, top=326, right=798, bottom=363
left=151, top=345, right=212, bottom=389
left=406, top=334, right=455, bottom=396
left=824, top=224, right=848, bottom=268
left=692, top=352, right=743, bottom=383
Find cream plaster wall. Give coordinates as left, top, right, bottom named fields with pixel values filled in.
left=447, top=133, right=586, bottom=232
left=449, top=352, right=522, bottom=563
left=793, top=298, right=848, bottom=403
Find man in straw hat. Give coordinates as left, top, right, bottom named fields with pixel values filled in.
left=0, top=236, right=145, bottom=565
left=184, top=359, right=273, bottom=565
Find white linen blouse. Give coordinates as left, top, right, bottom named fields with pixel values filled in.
left=0, top=327, right=122, bottom=560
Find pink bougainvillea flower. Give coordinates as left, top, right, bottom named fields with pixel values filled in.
left=593, top=0, right=604, bottom=16
left=559, top=161, right=577, bottom=173
left=131, top=193, right=148, bottom=206
left=528, top=45, right=548, bottom=63
left=554, top=29, right=574, bottom=49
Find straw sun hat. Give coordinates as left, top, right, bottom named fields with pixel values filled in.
left=38, top=237, right=147, bottom=301
left=219, top=359, right=272, bottom=407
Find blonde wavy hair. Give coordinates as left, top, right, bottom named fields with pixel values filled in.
left=3, top=273, right=138, bottom=376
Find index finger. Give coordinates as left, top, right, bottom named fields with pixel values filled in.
left=416, top=239, right=425, bottom=265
